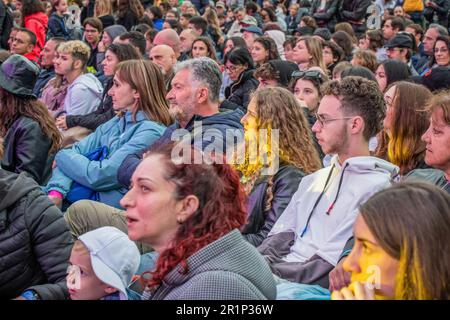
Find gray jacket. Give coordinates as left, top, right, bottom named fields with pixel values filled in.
left=149, top=229, right=277, bottom=300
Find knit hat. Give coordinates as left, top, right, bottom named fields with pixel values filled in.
left=104, top=25, right=127, bottom=42
left=313, top=28, right=332, bottom=41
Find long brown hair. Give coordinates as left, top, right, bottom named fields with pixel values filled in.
left=375, top=81, right=431, bottom=175
left=190, top=37, right=218, bottom=61
left=298, top=36, right=327, bottom=73
left=236, top=87, right=322, bottom=207
left=360, top=182, right=450, bottom=300
left=0, top=89, right=62, bottom=154
left=114, top=59, right=172, bottom=126
left=251, top=87, right=322, bottom=174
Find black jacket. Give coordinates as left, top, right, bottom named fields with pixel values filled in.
left=242, top=164, right=305, bottom=247
left=222, top=69, right=259, bottom=111
left=339, top=0, right=371, bottom=24
left=310, top=0, right=339, bottom=31
left=1, top=116, right=55, bottom=185
left=0, top=169, right=73, bottom=299
left=65, top=77, right=115, bottom=131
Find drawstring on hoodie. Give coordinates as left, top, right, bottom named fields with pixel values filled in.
left=300, top=163, right=349, bottom=237
left=326, top=163, right=349, bottom=215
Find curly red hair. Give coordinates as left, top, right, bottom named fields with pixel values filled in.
left=145, top=144, right=248, bottom=288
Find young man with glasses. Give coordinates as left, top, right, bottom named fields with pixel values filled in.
left=257, top=76, right=399, bottom=288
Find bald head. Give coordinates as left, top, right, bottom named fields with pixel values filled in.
left=153, top=29, right=181, bottom=58
left=179, top=29, right=198, bottom=53
left=150, top=44, right=177, bottom=75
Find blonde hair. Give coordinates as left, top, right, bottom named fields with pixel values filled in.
left=94, top=0, right=112, bottom=17
left=298, top=36, right=327, bottom=73
left=57, top=40, right=91, bottom=69
left=114, top=60, right=172, bottom=126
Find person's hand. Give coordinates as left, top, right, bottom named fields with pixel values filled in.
left=12, top=296, right=26, bottom=300
left=49, top=196, right=62, bottom=209
left=98, top=39, right=106, bottom=53
left=331, top=282, right=375, bottom=300
left=56, top=115, right=68, bottom=131
left=329, top=257, right=351, bottom=291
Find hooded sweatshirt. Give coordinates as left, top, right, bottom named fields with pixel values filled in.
left=64, top=73, right=103, bottom=116
left=24, top=12, right=48, bottom=63
left=265, top=155, right=399, bottom=266
left=268, top=60, right=299, bottom=87
left=0, top=170, right=72, bottom=299
left=265, top=30, right=286, bottom=60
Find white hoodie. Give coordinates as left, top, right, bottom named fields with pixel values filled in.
left=64, top=73, right=103, bottom=116
left=269, top=155, right=399, bottom=266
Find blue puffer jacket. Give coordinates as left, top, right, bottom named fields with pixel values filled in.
left=45, top=111, right=166, bottom=208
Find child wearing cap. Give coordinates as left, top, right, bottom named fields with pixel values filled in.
left=67, top=226, right=140, bottom=300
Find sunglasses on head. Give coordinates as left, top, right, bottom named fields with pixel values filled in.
left=291, top=70, right=324, bottom=80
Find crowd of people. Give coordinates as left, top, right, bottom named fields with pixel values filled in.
left=0, top=0, right=449, bottom=300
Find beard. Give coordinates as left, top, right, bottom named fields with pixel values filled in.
left=322, top=123, right=349, bottom=156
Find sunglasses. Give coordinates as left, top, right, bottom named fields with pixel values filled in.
left=291, top=70, right=324, bottom=81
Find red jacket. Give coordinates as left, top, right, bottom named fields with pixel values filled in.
left=24, top=12, right=48, bottom=63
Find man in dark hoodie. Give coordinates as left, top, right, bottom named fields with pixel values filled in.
left=0, top=138, right=73, bottom=300
left=64, top=57, right=244, bottom=243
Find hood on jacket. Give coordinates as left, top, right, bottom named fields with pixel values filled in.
left=24, top=12, right=49, bottom=27
left=156, top=229, right=276, bottom=299
left=330, top=155, right=399, bottom=178
left=0, top=169, right=38, bottom=211
left=265, top=30, right=286, bottom=60
left=268, top=60, right=299, bottom=87
left=69, top=73, right=103, bottom=95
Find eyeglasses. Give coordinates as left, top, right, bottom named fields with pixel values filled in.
left=315, top=113, right=354, bottom=127
left=434, top=47, right=449, bottom=53
left=225, top=64, right=242, bottom=72
left=291, top=70, right=324, bottom=81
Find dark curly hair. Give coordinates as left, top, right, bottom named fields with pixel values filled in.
left=321, top=76, right=386, bottom=140
left=144, top=144, right=247, bottom=288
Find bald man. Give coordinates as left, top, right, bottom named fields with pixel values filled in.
left=149, top=45, right=177, bottom=91
left=179, top=29, right=197, bottom=61
left=153, top=29, right=181, bottom=60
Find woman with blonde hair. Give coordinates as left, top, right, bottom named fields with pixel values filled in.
left=237, top=87, right=322, bottom=246
left=45, top=59, right=172, bottom=209
left=291, top=36, right=327, bottom=73
left=94, top=0, right=115, bottom=28
left=375, top=81, right=432, bottom=176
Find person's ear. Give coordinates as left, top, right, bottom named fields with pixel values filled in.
left=197, top=87, right=209, bottom=104
left=73, top=58, right=83, bottom=70
left=350, top=116, right=364, bottom=135
left=132, top=89, right=140, bottom=100
left=175, top=195, right=199, bottom=224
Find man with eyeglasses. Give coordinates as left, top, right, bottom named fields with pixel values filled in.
left=385, top=32, right=420, bottom=76
left=257, top=76, right=399, bottom=289
left=10, top=28, right=37, bottom=62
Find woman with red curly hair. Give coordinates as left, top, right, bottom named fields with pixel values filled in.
left=120, top=144, right=277, bottom=300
